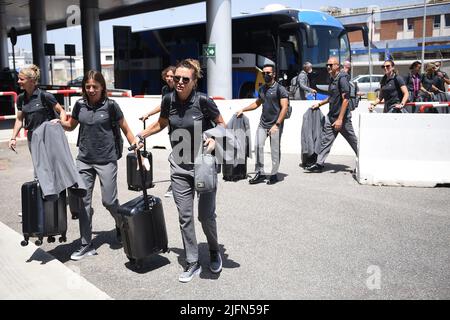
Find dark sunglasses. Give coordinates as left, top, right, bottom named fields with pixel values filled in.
left=262, top=72, right=273, bottom=75
left=381, top=65, right=392, bottom=69
left=326, top=63, right=337, bottom=68
left=173, top=75, right=191, bottom=84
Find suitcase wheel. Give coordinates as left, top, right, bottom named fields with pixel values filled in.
left=20, top=240, right=29, bottom=247
left=35, top=239, right=43, bottom=246
left=128, top=257, right=143, bottom=269
left=58, top=236, right=67, bottom=243
left=47, top=236, right=55, bottom=243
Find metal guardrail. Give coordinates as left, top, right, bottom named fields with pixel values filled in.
left=405, top=102, right=450, bottom=113
left=0, top=91, right=18, bottom=121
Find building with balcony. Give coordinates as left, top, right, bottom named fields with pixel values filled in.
left=327, top=0, right=450, bottom=75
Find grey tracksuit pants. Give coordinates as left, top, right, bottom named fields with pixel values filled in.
left=169, top=155, right=219, bottom=264
left=316, top=116, right=358, bottom=166
left=255, top=124, right=283, bottom=176
left=76, top=160, right=120, bottom=246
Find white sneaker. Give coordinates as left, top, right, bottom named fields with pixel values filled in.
left=70, top=243, right=97, bottom=261
left=179, top=262, right=201, bottom=283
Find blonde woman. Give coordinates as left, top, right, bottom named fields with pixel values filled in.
left=9, top=64, right=66, bottom=152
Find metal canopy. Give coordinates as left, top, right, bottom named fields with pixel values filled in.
left=2, top=0, right=203, bottom=35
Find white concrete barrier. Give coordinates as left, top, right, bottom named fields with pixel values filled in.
left=65, top=96, right=372, bottom=158
left=357, top=113, right=450, bottom=187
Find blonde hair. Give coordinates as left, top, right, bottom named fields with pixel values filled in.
left=426, top=63, right=436, bottom=73
left=19, top=64, right=40, bottom=83
left=176, top=59, right=203, bottom=80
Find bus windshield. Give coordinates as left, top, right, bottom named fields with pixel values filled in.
left=302, top=26, right=350, bottom=68
left=300, top=26, right=350, bottom=92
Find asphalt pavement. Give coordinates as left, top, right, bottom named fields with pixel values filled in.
left=0, top=139, right=449, bottom=300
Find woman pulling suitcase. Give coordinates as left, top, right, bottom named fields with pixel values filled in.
left=61, top=70, right=136, bottom=261
left=133, top=59, right=226, bottom=282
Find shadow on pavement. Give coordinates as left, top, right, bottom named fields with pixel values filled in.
left=26, top=248, right=56, bottom=265
left=170, top=243, right=240, bottom=280
left=39, top=228, right=123, bottom=264
left=323, top=163, right=352, bottom=173
left=30, top=240, right=79, bottom=264
left=124, top=253, right=171, bottom=274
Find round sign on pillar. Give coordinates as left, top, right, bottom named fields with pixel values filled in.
left=203, top=44, right=216, bottom=58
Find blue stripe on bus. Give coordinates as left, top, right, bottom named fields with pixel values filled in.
left=298, top=11, right=343, bottom=29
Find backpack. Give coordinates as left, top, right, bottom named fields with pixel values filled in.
left=289, top=75, right=301, bottom=100
left=162, top=91, right=216, bottom=133
left=336, top=73, right=359, bottom=111
left=76, top=99, right=124, bottom=160
left=273, top=83, right=292, bottom=119
left=348, top=81, right=360, bottom=111
left=18, top=90, right=59, bottom=122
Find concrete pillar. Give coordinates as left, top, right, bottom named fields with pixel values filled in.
left=80, top=0, right=101, bottom=74
left=30, top=0, right=49, bottom=84
left=0, top=2, right=8, bottom=69
left=206, top=0, right=232, bottom=99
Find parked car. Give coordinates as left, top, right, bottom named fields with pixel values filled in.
left=67, top=76, right=83, bottom=87
left=351, top=74, right=383, bottom=98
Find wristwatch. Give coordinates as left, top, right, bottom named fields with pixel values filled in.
left=275, top=122, right=281, bottom=128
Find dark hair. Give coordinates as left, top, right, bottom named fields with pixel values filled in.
left=161, top=66, right=176, bottom=81
left=380, top=60, right=397, bottom=87
left=263, top=64, right=276, bottom=73
left=384, top=59, right=395, bottom=67
left=82, top=70, right=107, bottom=100
left=409, top=61, right=421, bottom=70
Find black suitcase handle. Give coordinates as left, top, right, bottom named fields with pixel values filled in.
left=142, top=119, right=147, bottom=152
left=128, top=144, right=150, bottom=211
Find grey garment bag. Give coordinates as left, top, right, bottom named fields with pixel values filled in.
left=194, top=146, right=218, bottom=194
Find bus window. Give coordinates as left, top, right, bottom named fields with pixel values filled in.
left=279, top=33, right=300, bottom=82
left=339, top=34, right=350, bottom=63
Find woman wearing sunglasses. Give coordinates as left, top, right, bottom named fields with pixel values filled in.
left=421, top=63, right=445, bottom=102
left=369, top=60, right=409, bottom=113
left=134, top=59, right=226, bottom=283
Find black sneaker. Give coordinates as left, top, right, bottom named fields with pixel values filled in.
left=209, top=250, right=222, bottom=273
left=249, top=172, right=266, bottom=185
left=305, top=163, right=323, bottom=173
left=266, top=174, right=278, bottom=185
left=70, top=243, right=97, bottom=261
left=179, top=261, right=202, bottom=283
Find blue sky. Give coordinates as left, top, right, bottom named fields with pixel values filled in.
left=11, top=0, right=423, bottom=53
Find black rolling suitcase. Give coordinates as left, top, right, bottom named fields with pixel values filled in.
left=118, top=145, right=168, bottom=268
left=223, top=135, right=248, bottom=181
left=127, top=119, right=154, bottom=191
left=68, top=188, right=83, bottom=220
left=223, top=160, right=247, bottom=181
left=21, top=181, right=68, bottom=246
